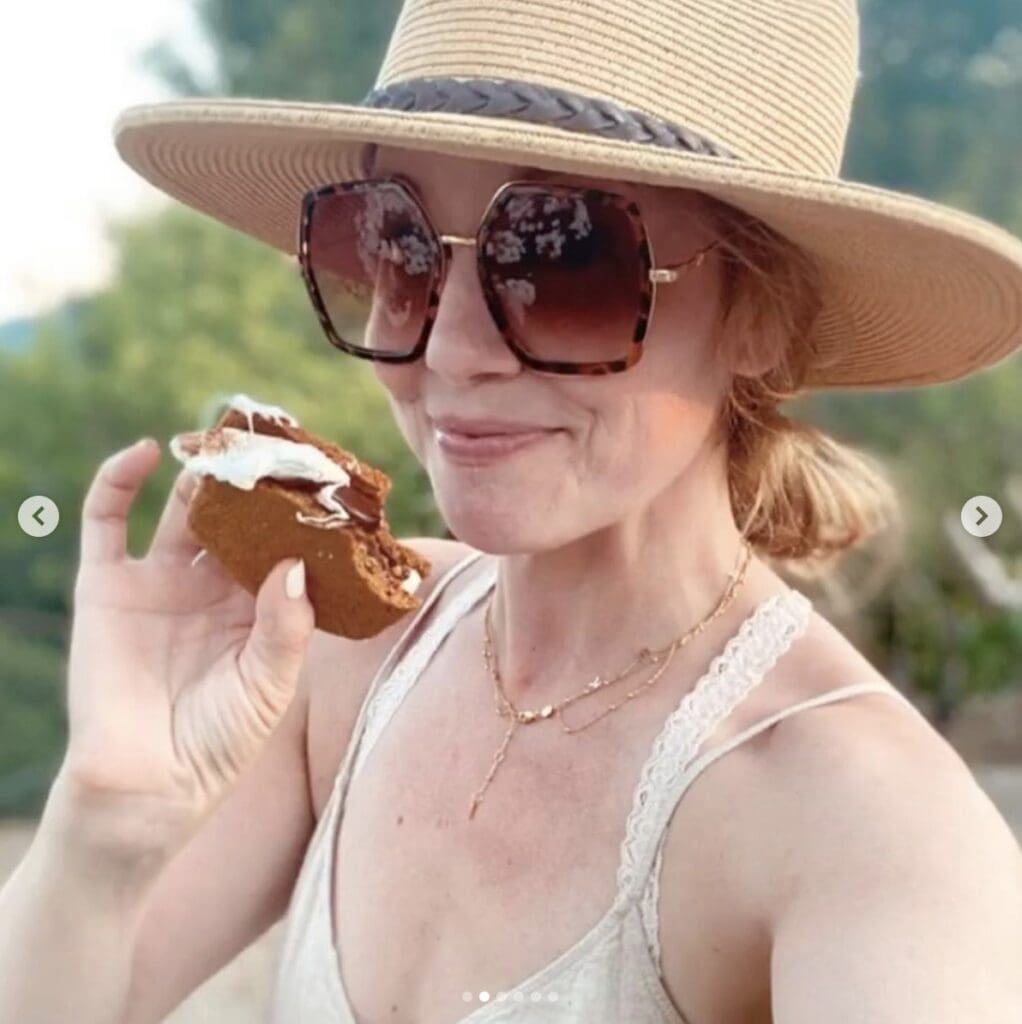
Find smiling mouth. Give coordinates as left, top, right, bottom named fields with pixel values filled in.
left=433, top=425, right=560, bottom=462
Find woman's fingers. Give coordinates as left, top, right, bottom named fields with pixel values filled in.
left=234, top=559, right=314, bottom=737
left=147, top=466, right=203, bottom=561
left=80, top=438, right=161, bottom=565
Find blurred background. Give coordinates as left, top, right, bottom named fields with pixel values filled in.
left=1, top=0, right=1020, bottom=1019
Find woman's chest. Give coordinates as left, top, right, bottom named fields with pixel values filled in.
left=308, top=644, right=776, bottom=1024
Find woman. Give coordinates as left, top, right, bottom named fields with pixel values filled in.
left=2, top=1, right=1021, bottom=1022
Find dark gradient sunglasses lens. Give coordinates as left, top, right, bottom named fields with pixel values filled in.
left=480, top=187, right=647, bottom=364
left=306, top=182, right=440, bottom=356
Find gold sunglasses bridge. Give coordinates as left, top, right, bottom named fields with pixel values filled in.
left=441, top=234, right=477, bottom=247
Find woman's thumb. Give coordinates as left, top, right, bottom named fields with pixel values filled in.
left=236, top=558, right=315, bottom=726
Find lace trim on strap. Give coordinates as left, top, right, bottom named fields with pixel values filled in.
left=617, top=589, right=812, bottom=901
left=351, top=554, right=498, bottom=781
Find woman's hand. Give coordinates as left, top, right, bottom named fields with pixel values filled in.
left=58, top=436, right=315, bottom=864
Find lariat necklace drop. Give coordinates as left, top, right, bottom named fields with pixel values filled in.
left=467, top=541, right=752, bottom=819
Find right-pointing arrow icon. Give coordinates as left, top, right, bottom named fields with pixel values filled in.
left=961, top=496, right=1002, bottom=538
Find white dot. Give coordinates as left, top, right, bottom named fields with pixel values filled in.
left=513, top=991, right=525, bottom=1002
left=462, top=992, right=473, bottom=1003
left=548, top=991, right=559, bottom=1002
left=479, top=991, right=490, bottom=1002
left=496, top=991, right=508, bottom=1002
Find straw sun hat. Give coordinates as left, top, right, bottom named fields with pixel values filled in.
left=113, top=0, right=1022, bottom=390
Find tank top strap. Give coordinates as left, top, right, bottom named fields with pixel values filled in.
left=329, top=548, right=494, bottom=804
left=347, top=549, right=498, bottom=783
left=633, top=680, right=918, bottom=974
left=616, top=588, right=813, bottom=901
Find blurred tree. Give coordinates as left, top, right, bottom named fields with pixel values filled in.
left=4, top=0, right=1022, bottom=818
left=0, top=205, right=445, bottom=813
left=143, top=0, right=403, bottom=101
left=849, top=0, right=1022, bottom=222
left=795, top=364, right=1022, bottom=726
left=0, top=206, right=444, bottom=607
left=799, top=0, right=1022, bottom=723
left=1, top=1, right=431, bottom=814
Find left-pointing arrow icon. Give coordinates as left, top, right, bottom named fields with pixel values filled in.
left=18, top=495, right=59, bottom=537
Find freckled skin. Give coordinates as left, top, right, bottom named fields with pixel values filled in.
left=331, top=143, right=805, bottom=1024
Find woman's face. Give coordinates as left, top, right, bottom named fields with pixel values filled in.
left=369, top=145, right=733, bottom=553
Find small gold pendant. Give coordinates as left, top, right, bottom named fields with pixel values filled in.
left=516, top=704, right=555, bottom=724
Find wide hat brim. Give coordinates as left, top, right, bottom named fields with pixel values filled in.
left=112, top=99, right=1022, bottom=391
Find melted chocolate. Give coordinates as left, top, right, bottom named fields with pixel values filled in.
left=274, top=477, right=320, bottom=493
left=329, top=482, right=381, bottom=529
left=270, top=465, right=383, bottom=531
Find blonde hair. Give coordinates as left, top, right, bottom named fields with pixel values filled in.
left=700, top=195, right=901, bottom=580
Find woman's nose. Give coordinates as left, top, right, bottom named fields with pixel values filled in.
left=422, top=242, right=521, bottom=380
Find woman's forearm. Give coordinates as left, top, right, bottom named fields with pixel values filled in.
left=0, top=774, right=165, bottom=1024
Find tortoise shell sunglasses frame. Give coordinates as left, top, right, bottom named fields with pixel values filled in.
left=297, top=175, right=723, bottom=376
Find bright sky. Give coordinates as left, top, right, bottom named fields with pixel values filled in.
left=0, top=1, right=215, bottom=322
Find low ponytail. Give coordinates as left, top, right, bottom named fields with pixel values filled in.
left=700, top=194, right=901, bottom=578
left=727, top=405, right=899, bottom=571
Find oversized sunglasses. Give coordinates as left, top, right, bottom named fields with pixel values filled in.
left=298, top=176, right=721, bottom=376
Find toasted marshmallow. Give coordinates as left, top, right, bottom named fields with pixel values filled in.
left=222, top=393, right=300, bottom=433
left=170, top=427, right=351, bottom=493
left=400, top=568, right=422, bottom=595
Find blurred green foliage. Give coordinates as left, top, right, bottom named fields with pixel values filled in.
left=2, top=0, right=1021, bottom=815
left=143, top=0, right=402, bottom=99
left=849, top=0, right=1022, bottom=222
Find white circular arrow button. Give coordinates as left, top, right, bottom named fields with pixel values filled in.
left=18, top=495, right=60, bottom=538
left=960, top=496, right=1002, bottom=539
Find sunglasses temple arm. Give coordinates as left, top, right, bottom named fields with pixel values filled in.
left=650, top=237, right=725, bottom=284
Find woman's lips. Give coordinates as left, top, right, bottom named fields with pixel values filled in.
left=434, top=426, right=559, bottom=463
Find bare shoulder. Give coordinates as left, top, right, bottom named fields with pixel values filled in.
left=760, top=606, right=1021, bottom=912
left=759, top=609, right=1022, bottom=1019
left=304, top=537, right=480, bottom=813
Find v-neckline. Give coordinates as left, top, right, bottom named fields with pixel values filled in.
left=323, top=571, right=807, bottom=1024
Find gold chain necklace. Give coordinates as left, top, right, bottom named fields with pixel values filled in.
left=467, top=540, right=752, bottom=819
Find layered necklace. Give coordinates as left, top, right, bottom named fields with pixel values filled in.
left=467, top=540, right=753, bottom=819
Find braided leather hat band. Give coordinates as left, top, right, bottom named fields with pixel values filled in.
left=362, top=77, right=738, bottom=159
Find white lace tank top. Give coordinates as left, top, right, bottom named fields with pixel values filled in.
left=269, top=550, right=914, bottom=1023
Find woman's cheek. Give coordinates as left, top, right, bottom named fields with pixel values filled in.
left=372, top=361, right=421, bottom=402
left=367, top=366, right=424, bottom=455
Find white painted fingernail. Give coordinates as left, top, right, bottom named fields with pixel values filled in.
left=285, top=559, right=306, bottom=600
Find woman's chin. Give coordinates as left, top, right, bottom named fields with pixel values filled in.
left=426, top=435, right=568, bottom=550
left=434, top=502, right=546, bottom=554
